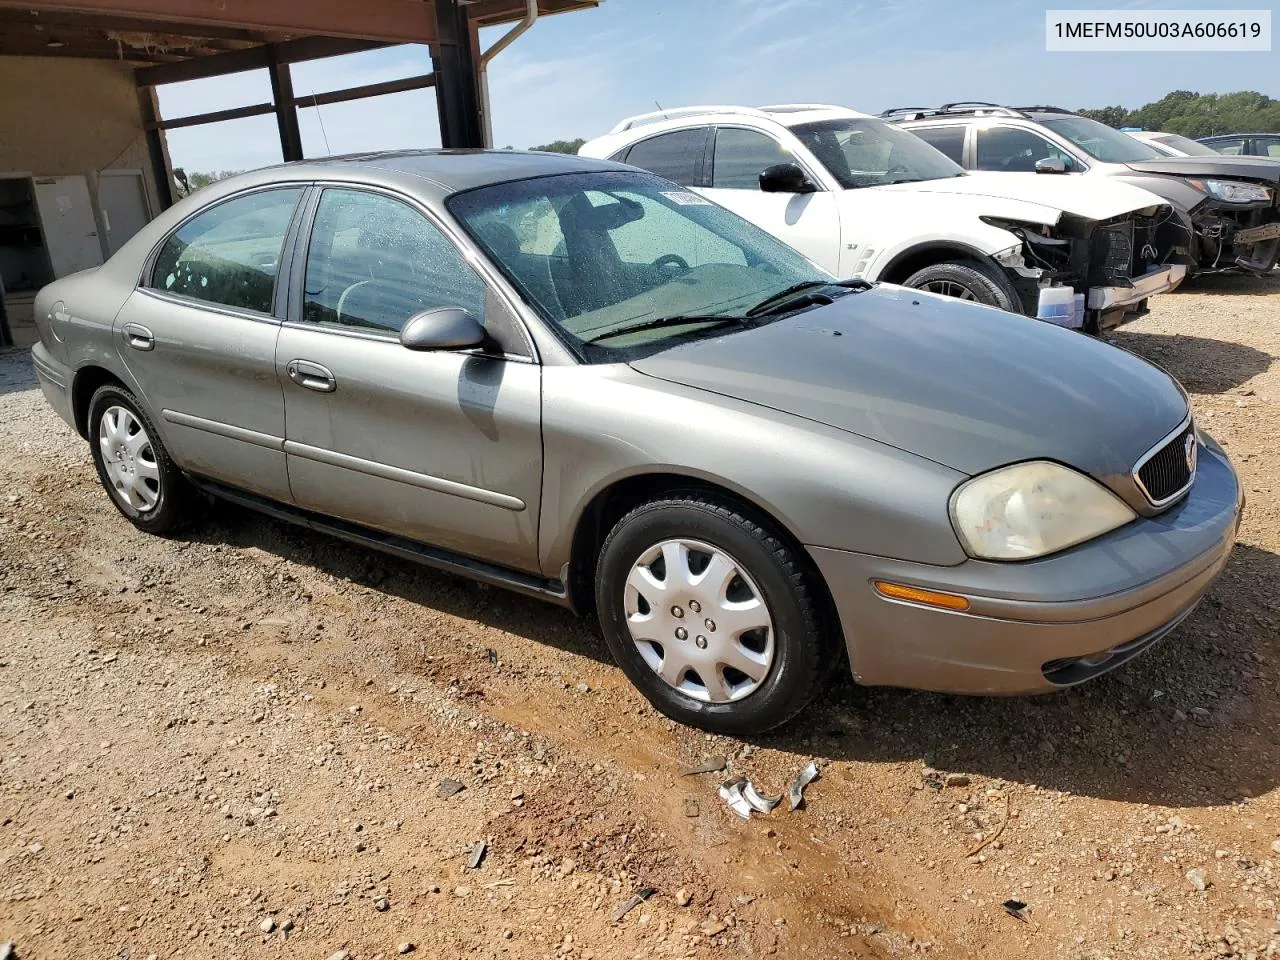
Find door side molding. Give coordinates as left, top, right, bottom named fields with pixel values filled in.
left=283, top=440, right=527, bottom=511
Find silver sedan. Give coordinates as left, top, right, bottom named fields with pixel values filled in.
left=30, top=151, right=1242, bottom=734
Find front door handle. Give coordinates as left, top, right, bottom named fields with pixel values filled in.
left=286, top=359, right=336, bottom=393
left=121, top=322, right=154, bottom=351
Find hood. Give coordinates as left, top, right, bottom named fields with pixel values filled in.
left=879, top=172, right=1167, bottom=221
left=1124, top=156, right=1280, bottom=185
left=628, top=285, right=1188, bottom=480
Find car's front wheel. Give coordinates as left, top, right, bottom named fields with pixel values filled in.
left=595, top=495, right=833, bottom=735
left=87, top=384, right=204, bottom=535
left=903, top=260, right=1019, bottom=313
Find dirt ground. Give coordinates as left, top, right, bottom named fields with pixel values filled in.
left=2, top=274, right=1279, bottom=960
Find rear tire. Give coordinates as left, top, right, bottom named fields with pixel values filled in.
left=595, top=494, right=833, bottom=735
left=903, top=260, right=1020, bottom=313
left=87, top=384, right=205, bottom=535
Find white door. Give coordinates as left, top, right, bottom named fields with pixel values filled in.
left=696, top=126, right=842, bottom=274
left=33, top=175, right=104, bottom=277
left=97, top=171, right=151, bottom=256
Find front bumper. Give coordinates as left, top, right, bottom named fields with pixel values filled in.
left=810, top=440, right=1242, bottom=695
left=1087, top=263, right=1185, bottom=312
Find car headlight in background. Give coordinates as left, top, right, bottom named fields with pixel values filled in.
left=950, top=461, right=1136, bottom=560
left=1187, top=179, right=1273, bottom=204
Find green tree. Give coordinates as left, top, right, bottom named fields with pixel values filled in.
left=173, top=168, right=246, bottom=197
left=529, top=138, right=586, bottom=155
left=1076, top=105, right=1128, bottom=128
left=1077, top=90, right=1280, bottom=136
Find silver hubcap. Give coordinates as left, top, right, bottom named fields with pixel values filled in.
left=98, top=405, right=160, bottom=513
left=624, top=538, right=774, bottom=703
left=921, top=280, right=979, bottom=301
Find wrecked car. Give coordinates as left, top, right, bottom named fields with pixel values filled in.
left=580, top=104, right=1184, bottom=334
left=892, top=104, right=1280, bottom=276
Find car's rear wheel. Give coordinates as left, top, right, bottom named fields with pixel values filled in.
left=595, top=495, right=832, bottom=735
left=903, top=260, right=1019, bottom=312
left=87, top=384, right=204, bottom=535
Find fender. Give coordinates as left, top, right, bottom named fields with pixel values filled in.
left=874, top=239, right=1008, bottom=285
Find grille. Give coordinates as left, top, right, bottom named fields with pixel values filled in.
left=1134, top=421, right=1196, bottom=506
left=1089, top=223, right=1134, bottom=285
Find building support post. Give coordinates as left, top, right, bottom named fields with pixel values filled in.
left=267, top=45, right=304, bottom=162
left=136, top=86, right=174, bottom=210
left=431, top=0, right=485, bottom=148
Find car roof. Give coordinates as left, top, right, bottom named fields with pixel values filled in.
left=207, top=149, right=629, bottom=199
left=581, top=104, right=874, bottom=158
left=1201, top=133, right=1275, bottom=140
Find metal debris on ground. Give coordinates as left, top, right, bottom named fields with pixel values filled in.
left=484, top=648, right=498, bottom=664
left=436, top=778, right=465, bottom=798
left=0, top=942, right=14, bottom=960
left=1002, top=899, right=1028, bottom=922
left=467, top=840, right=487, bottom=870
left=742, top=780, right=782, bottom=813
left=788, top=762, right=820, bottom=810
left=682, top=756, right=728, bottom=776
left=611, top=886, right=656, bottom=923
left=718, top=778, right=753, bottom=820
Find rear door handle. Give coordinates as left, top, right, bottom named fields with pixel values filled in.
left=122, top=322, right=154, bottom=351
left=286, top=359, right=336, bottom=393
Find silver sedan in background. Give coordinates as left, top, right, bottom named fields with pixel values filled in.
left=30, top=151, right=1242, bottom=734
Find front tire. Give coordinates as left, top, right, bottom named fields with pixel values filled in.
left=595, top=495, right=832, bottom=735
left=87, top=384, right=204, bottom=535
left=903, top=260, right=1019, bottom=313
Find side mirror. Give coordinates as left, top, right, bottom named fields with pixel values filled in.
left=399, top=307, right=487, bottom=351
left=1035, top=157, right=1067, bottom=174
left=759, top=162, right=815, bottom=194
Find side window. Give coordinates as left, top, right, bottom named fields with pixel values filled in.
left=1208, top=137, right=1246, bottom=156
left=150, top=187, right=302, bottom=313
left=712, top=127, right=795, bottom=189
left=302, top=188, right=485, bottom=335
left=976, top=127, right=1077, bottom=172
left=1262, top=139, right=1280, bottom=158
left=622, top=129, right=708, bottom=185
left=602, top=191, right=747, bottom=268
left=912, top=125, right=966, bottom=164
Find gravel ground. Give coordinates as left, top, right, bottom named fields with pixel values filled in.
left=2, top=274, right=1279, bottom=960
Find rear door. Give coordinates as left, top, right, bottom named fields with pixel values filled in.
left=699, top=126, right=842, bottom=273
left=275, top=185, right=543, bottom=572
left=118, top=185, right=305, bottom=503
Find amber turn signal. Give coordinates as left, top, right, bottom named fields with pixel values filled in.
left=872, top=580, right=971, bottom=612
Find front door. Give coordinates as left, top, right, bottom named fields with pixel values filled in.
left=116, top=185, right=304, bottom=504
left=277, top=186, right=543, bottom=573
left=697, top=126, right=842, bottom=274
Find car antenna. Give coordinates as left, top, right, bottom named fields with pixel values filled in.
left=310, top=90, right=333, bottom=157
left=654, top=99, right=668, bottom=118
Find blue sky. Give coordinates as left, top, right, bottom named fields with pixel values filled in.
left=158, top=0, right=1278, bottom=174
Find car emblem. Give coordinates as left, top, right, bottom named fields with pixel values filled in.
left=1185, top=433, right=1197, bottom=475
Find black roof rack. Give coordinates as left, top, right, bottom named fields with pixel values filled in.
left=1014, top=105, right=1077, bottom=115
left=879, top=103, right=1030, bottom=122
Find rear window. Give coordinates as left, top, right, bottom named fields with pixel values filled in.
left=912, top=125, right=966, bottom=164
left=621, top=128, right=708, bottom=186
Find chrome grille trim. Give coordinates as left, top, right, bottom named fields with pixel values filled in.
left=1132, top=413, right=1196, bottom=509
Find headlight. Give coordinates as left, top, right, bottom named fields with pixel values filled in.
left=1188, top=178, right=1273, bottom=204
left=950, top=461, right=1136, bottom=560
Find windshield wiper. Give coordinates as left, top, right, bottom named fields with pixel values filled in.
left=582, top=314, right=744, bottom=345
left=745, top=278, right=871, bottom=318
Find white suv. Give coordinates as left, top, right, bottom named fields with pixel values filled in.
left=581, top=105, right=1184, bottom=333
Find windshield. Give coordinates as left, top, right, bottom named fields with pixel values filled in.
left=1041, top=116, right=1165, bottom=162
left=447, top=171, right=835, bottom=358
left=790, top=117, right=965, bottom=189
left=1155, top=133, right=1221, bottom=157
